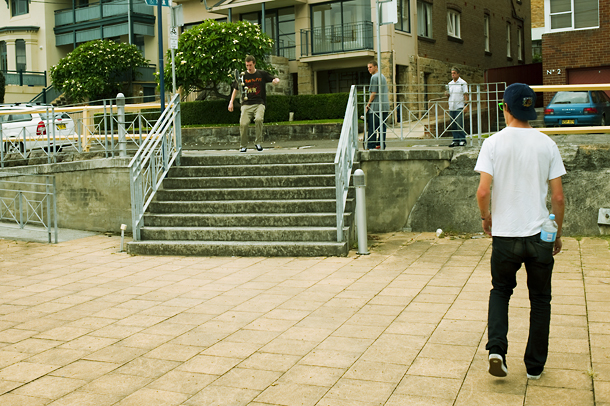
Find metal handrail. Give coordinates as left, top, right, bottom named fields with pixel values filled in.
left=334, top=85, right=359, bottom=242
left=0, top=174, right=58, bottom=243
left=129, top=93, right=181, bottom=240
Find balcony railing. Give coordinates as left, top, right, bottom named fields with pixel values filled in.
left=54, top=0, right=153, bottom=27
left=301, top=21, right=374, bottom=57
left=3, top=70, right=47, bottom=87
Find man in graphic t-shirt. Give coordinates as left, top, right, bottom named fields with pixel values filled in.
left=228, top=55, right=279, bottom=152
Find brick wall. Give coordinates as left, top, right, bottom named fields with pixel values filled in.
left=541, top=0, right=610, bottom=103
left=531, top=0, right=545, bottom=28
left=417, top=0, right=532, bottom=73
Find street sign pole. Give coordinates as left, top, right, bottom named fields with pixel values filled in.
left=157, top=0, right=165, bottom=110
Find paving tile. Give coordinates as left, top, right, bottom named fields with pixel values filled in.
left=406, top=357, right=471, bottom=380
left=184, top=385, right=260, bottom=406
left=213, top=367, right=282, bottom=390
left=147, top=370, right=218, bottom=394
left=0, top=361, right=59, bottom=382
left=595, top=380, right=610, bottom=403
left=279, top=364, right=345, bottom=387
left=254, top=381, right=327, bottom=406
left=82, top=345, right=147, bottom=364
left=177, top=355, right=242, bottom=375
left=201, top=341, right=261, bottom=358
left=299, top=349, right=359, bottom=369
left=145, top=343, right=203, bottom=362
left=12, top=375, right=86, bottom=399
left=395, top=375, right=462, bottom=399
left=0, top=380, right=24, bottom=395
left=323, top=378, right=394, bottom=404
left=114, top=357, right=180, bottom=378
left=238, top=352, right=301, bottom=372
left=0, top=393, right=52, bottom=406
left=0, top=350, right=33, bottom=368
left=524, top=386, right=594, bottom=406
left=49, top=360, right=120, bottom=381
left=43, top=390, right=122, bottom=406
left=454, top=389, right=525, bottom=406
left=113, top=387, right=189, bottom=406
left=342, top=360, right=407, bottom=383
left=385, top=394, right=454, bottom=406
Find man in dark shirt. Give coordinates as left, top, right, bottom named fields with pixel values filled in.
left=228, top=55, right=279, bottom=152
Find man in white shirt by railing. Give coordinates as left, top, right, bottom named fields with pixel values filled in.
left=446, top=67, right=469, bottom=147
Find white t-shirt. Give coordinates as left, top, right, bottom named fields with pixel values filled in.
left=447, top=77, right=468, bottom=110
left=474, top=127, right=566, bottom=237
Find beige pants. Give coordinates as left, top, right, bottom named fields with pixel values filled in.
left=240, top=104, right=265, bottom=148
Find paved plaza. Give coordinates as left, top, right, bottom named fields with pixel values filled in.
left=0, top=232, right=608, bottom=406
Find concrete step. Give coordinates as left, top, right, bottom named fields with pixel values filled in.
left=127, top=240, right=349, bottom=257
left=155, top=187, right=336, bottom=201
left=181, top=152, right=337, bottom=166
left=162, top=175, right=336, bottom=189
left=139, top=226, right=348, bottom=242
left=168, top=163, right=335, bottom=177
left=148, top=198, right=354, bottom=214
left=144, top=213, right=347, bottom=227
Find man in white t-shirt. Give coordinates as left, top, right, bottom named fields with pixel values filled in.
left=446, top=67, right=468, bottom=147
left=474, top=83, right=566, bottom=381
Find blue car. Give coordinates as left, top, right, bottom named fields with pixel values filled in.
left=543, top=90, right=610, bottom=127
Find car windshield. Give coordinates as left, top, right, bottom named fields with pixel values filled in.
left=552, top=92, right=590, bottom=104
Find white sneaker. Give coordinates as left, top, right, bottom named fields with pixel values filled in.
left=489, top=354, right=508, bottom=377
left=527, top=372, right=541, bottom=380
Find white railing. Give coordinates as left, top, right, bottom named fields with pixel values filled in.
left=334, top=85, right=359, bottom=242
left=129, top=93, right=182, bottom=240
left=0, top=174, right=58, bottom=243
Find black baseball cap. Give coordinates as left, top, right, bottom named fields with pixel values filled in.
left=503, top=83, right=537, bottom=121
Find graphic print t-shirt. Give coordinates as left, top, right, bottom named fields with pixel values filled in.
left=232, top=70, right=276, bottom=105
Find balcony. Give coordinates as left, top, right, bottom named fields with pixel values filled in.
left=300, top=22, right=373, bottom=57
left=3, top=70, right=47, bottom=87
left=54, top=0, right=154, bottom=27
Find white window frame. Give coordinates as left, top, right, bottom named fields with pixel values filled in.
left=447, top=10, right=460, bottom=38
left=417, top=1, right=433, bottom=39
left=506, top=24, right=511, bottom=58
left=484, top=15, right=490, bottom=52
left=517, top=28, right=522, bottom=61
left=545, top=0, right=599, bottom=32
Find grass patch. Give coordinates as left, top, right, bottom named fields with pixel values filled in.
left=181, top=119, right=344, bottom=129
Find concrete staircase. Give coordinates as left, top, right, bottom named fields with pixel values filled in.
left=127, top=151, right=355, bottom=257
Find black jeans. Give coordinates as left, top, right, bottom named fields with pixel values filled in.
left=366, top=111, right=388, bottom=149
left=486, top=234, right=554, bottom=375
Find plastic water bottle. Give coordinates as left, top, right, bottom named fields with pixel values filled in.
left=540, top=214, right=558, bottom=242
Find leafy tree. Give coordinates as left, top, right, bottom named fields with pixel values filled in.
left=50, top=40, right=148, bottom=102
left=163, top=20, right=275, bottom=99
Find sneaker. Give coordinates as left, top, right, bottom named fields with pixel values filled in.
left=255, top=144, right=263, bottom=151
left=240, top=147, right=247, bottom=153
left=449, top=141, right=459, bottom=148
left=526, top=372, right=542, bottom=380
left=488, top=354, right=508, bottom=377
left=458, top=141, right=467, bottom=147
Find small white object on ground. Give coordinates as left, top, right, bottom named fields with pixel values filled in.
left=436, top=229, right=442, bottom=237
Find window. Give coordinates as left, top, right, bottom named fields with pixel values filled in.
left=484, top=15, right=490, bottom=52
left=395, top=0, right=410, bottom=32
left=11, top=0, right=29, bottom=16
left=241, top=7, right=295, bottom=60
left=0, top=41, right=7, bottom=72
left=549, top=0, right=599, bottom=30
left=310, top=0, right=372, bottom=54
left=447, top=10, right=460, bottom=38
left=417, top=1, right=433, bottom=38
left=506, top=24, right=511, bottom=58
left=16, top=39, right=26, bottom=72
left=516, top=28, right=521, bottom=59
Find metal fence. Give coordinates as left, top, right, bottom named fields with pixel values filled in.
left=0, top=174, right=58, bottom=243
left=358, top=82, right=507, bottom=148
left=129, top=93, right=182, bottom=241
left=0, top=94, right=164, bottom=168
left=301, top=22, right=374, bottom=57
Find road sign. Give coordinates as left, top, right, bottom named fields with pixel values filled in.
left=144, top=0, right=170, bottom=7
left=169, top=26, right=179, bottom=49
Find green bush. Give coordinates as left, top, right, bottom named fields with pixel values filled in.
left=179, top=93, right=350, bottom=126
left=0, top=71, right=5, bottom=103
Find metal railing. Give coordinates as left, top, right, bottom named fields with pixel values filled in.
left=30, top=85, right=63, bottom=105
left=54, top=0, right=153, bottom=26
left=301, top=22, right=374, bottom=57
left=3, top=70, right=47, bottom=87
left=358, top=82, right=507, bottom=148
left=0, top=95, right=164, bottom=168
left=129, top=93, right=181, bottom=240
left=334, top=85, right=359, bottom=242
left=0, top=174, right=58, bottom=243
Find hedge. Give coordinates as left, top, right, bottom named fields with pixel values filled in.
left=180, top=93, right=350, bottom=126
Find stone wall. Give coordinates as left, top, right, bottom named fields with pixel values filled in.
left=267, top=55, right=292, bottom=96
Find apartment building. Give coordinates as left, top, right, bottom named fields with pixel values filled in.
left=176, top=0, right=531, bottom=96
left=1, top=0, right=166, bottom=103
left=533, top=0, right=608, bottom=103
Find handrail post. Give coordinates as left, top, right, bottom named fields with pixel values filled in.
left=18, top=191, right=24, bottom=229
left=117, top=93, right=127, bottom=157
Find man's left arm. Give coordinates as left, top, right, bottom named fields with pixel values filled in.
left=549, top=176, right=565, bottom=255
left=476, top=171, right=493, bottom=236
left=266, top=71, right=280, bottom=86
left=463, top=83, right=469, bottom=112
